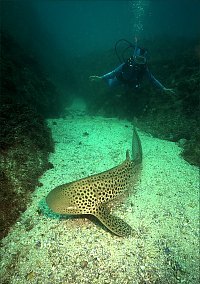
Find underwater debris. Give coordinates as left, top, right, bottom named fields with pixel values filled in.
left=46, top=127, right=142, bottom=237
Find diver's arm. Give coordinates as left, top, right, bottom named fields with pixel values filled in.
left=89, top=64, right=124, bottom=82
left=101, top=64, right=124, bottom=79
left=145, top=67, right=165, bottom=89
left=151, top=75, right=165, bottom=89
left=145, top=67, right=175, bottom=95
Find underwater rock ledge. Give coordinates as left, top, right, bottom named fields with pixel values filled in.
left=0, top=102, right=54, bottom=240
left=0, top=32, right=60, bottom=239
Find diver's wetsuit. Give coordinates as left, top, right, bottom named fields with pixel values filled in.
left=101, top=59, right=165, bottom=91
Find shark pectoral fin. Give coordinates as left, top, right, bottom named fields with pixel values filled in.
left=94, top=204, right=133, bottom=237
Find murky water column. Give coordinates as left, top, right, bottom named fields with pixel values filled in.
left=129, top=0, right=149, bottom=38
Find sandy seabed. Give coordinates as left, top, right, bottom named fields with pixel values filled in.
left=0, top=107, right=199, bottom=284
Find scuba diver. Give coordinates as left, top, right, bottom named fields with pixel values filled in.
left=89, top=38, right=175, bottom=95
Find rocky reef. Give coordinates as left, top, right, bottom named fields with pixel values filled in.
left=0, top=32, right=61, bottom=239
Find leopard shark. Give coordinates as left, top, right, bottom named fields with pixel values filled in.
left=46, top=126, right=142, bottom=237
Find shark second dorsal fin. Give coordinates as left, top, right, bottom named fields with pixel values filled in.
left=132, top=126, right=142, bottom=163
left=126, top=150, right=131, bottom=161
left=94, top=204, right=133, bottom=237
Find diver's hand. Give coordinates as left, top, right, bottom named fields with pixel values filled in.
left=89, top=75, right=102, bottom=82
left=163, top=87, right=176, bottom=96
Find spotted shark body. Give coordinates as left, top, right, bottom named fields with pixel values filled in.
left=46, top=127, right=142, bottom=237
